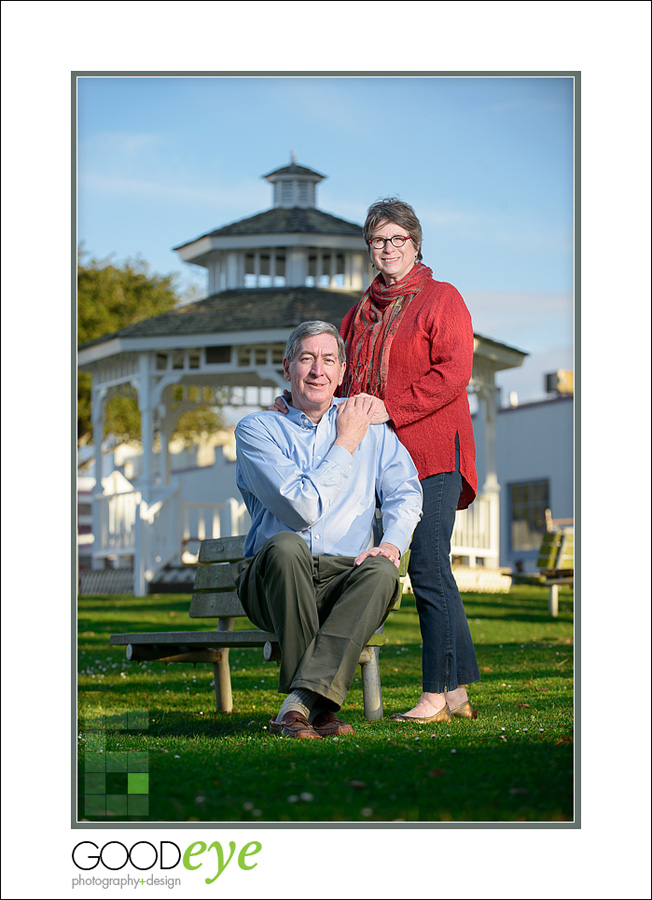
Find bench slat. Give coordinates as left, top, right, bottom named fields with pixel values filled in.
left=537, top=532, right=562, bottom=568
left=110, top=630, right=277, bottom=648
left=198, top=536, right=247, bottom=564
left=189, top=591, right=246, bottom=618
left=193, top=563, right=238, bottom=592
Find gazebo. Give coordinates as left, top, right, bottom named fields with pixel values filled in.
left=78, top=157, right=526, bottom=595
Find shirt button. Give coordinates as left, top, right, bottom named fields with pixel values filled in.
left=315, top=534, right=320, bottom=539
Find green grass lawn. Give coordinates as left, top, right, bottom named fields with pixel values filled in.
left=77, top=585, right=574, bottom=824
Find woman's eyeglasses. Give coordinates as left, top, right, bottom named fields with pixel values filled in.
left=368, top=235, right=412, bottom=249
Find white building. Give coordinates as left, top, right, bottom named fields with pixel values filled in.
left=473, top=392, right=574, bottom=573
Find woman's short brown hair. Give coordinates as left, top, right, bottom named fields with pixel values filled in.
left=363, top=198, right=423, bottom=261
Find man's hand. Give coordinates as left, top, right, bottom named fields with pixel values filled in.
left=334, top=395, right=376, bottom=455
left=354, top=542, right=401, bottom=568
left=268, top=391, right=292, bottom=414
left=352, top=392, right=391, bottom=424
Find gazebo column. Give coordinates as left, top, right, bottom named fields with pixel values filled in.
left=138, top=353, right=155, bottom=503
left=159, top=401, right=175, bottom=488
left=91, top=386, right=107, bottom=570
left=479, top=380, right=501, bottom=568
left=286, top=248, right=307, bottom=287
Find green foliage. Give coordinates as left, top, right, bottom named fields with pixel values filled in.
left=173, top=406, right=224, bottom=448
left=78, top=585, right=574, bottom=823
left=77, top=249, right=223, bottom=444
left=78, top=250, right=178, bottom=347
left=78, top=250, right=178, bottom=442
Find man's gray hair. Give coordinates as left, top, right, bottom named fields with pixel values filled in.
left=284, top=321, right=346, bottom=364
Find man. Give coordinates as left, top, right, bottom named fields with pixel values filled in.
left=234, top=321, right=422, bottom=739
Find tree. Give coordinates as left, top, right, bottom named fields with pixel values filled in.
left=78, top=250, right=222, bottom=444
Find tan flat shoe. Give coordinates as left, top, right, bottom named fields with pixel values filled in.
left=449, top=700, right=478, bottom=719
left=389, top=704, right=451, bottom=724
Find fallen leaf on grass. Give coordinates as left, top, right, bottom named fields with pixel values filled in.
left=428, top=768, right=446, bottom=778
left=481, top=666, right=492, bottom=673
left=516, top=703, right=531, bottom=709
left=556, top=735, right=573, bottom=745
left=350, top=781, right=367, bottom=789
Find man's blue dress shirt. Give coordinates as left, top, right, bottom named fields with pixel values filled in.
left=235, top=399, right=423, bottom=559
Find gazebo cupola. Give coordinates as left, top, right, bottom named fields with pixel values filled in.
left=173, top=155, right=370, bottom=295
left=264, top=152, right=325, bottom=208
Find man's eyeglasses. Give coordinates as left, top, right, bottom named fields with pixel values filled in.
left=368, top=235, right=412, bottom=250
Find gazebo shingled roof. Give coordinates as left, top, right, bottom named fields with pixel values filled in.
left=173, top=207, right=362, bottom=249
left=79, top=287, right=362, bottom=350
left=261, top=162, right=326, bottom=179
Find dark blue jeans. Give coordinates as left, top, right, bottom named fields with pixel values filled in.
left=408, top=451, right=481, bottom=693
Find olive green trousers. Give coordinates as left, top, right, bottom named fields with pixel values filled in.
left=234, top=531, right=401, bottom=709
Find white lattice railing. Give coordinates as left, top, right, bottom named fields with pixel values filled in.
left=180, top=500, right=250, bottom=561
left=93, top=486, right=250, bottom=594
left=451, top=490, right=499, bottom=568
left=135, top=487, right=182, bottom=595
left=94, top=489, right=141, bottom=559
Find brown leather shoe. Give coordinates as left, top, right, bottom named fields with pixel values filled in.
left=269, top=711, right=321, bottom=739
left=311, top=710, right=355, bottom=737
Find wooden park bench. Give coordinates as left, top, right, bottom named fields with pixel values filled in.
left=111, top=535, right=406, bottom=720
left=537, top=522, right=574, bottom=617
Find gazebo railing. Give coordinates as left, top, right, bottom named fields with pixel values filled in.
left=180, top=500, right=250, bottom=563
left=94, top=489, right=142, bottom=561
left=451, top=490, right=499, bottom=568
left=135, top=487, right=182, bottom=595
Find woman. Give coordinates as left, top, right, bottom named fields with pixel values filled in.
left=338, top=198, right=480, bottom=723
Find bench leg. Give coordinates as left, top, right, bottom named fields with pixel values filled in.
left=212, top=617, right=234, bottom=713
left=549, top=583, right=559, bottom=617
left=360, top=646, right=383, bottom=721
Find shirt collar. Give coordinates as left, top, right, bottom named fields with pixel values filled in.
left=287, top=397, right=343, bottom=429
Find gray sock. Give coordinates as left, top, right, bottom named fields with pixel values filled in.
left=308, top=701, right=330, bottom=724
left=275, top=689, right=320, bottom=723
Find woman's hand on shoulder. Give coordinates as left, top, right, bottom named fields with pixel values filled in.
left=268, top=391, right=292, bottom=414
left=351, top=392, right=390, bottom=424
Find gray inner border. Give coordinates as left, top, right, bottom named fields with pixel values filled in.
left=72, top=69, right=580, bottom=830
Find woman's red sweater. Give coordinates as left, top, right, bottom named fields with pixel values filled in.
left=340, top=277, right=477, bottom=509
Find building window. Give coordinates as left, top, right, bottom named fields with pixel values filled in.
left=509, top=480, right=550, bottom=551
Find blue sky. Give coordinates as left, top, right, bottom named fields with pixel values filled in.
left=78, top=74, right=575, bottom=404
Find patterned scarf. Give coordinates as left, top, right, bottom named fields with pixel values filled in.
left=341, top=263, right=433, bottom=398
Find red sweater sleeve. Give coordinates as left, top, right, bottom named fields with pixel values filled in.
left=384, top=285, right=474, bottom=428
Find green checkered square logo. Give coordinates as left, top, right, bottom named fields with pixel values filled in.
left=81, top=708, right=149, bottom=818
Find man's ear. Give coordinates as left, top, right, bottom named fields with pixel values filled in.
left=283, top=358, right=291, bottom=382
left=338, top=360, right=346, bottom=386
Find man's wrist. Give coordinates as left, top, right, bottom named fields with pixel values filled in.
left=333, top=436, right=359, bottom=456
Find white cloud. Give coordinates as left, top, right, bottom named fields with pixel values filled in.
left=79, top=173, right=266, bottom=212
left=80, top=131, right=165, bottom=156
